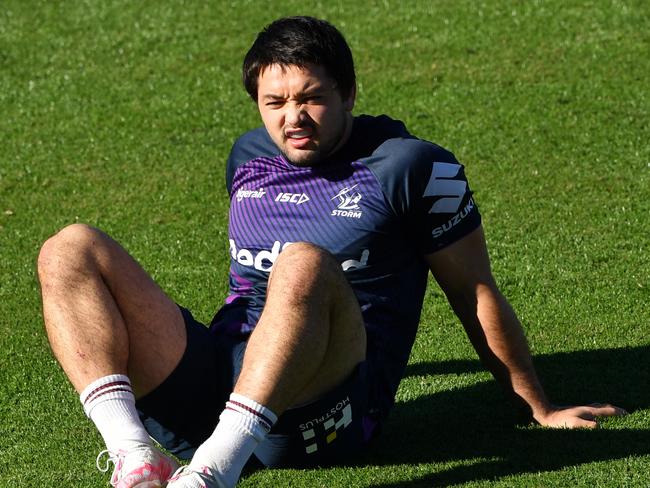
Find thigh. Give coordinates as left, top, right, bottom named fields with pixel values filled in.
left=39, top=223, right=187, bottom=395
left=86, top=226, right=188, bottom=394
left=236, top=242, right=367, bottom=411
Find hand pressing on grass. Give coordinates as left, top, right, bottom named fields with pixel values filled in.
left=534, top=403, right=628, bottom=429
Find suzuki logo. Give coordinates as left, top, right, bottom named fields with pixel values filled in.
left=423, top=162, right=467, bottom=214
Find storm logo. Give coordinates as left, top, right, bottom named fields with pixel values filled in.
left=331, top=185, right=363, bottom=218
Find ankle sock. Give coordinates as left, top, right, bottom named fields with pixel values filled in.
left=80, top=374, right=151, bottom=453
left=190, top=393, right=277, bottom=487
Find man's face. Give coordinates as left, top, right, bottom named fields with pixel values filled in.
left=256, top=63, right=355, bottom=166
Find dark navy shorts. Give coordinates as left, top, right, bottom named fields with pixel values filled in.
left=136, top=307, right=378, bottom=468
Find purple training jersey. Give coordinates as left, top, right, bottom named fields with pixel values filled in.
left=212, top=115, right=481, bottom=418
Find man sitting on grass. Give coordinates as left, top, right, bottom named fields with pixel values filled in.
left=37, top=15, right=625, bottom=488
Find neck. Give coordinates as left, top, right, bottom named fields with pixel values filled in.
left=328, top=113, right=354, bottom=157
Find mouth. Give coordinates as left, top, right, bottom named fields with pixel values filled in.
left=285, top=127, right=314, bottom=148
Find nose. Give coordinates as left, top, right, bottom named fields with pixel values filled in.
left=285, top=102, right=305, bottom=126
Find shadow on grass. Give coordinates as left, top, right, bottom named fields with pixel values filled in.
left=362, top=345, right=649, bottom=487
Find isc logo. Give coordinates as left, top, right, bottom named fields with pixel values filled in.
left=275, top=192, right=310, bottom=205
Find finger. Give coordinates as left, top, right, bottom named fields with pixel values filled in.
left=588, top=404, right=628, bottom=417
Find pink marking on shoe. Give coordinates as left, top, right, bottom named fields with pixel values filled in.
left=109, top=450, right=177, bottom=488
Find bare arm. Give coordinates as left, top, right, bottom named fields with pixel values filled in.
left=425, top=225, right=625, bottom=427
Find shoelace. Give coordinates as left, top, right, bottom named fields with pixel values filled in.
left=95, top=449, right=124, bottom=487
left=96, top=449, right=120, bottom=473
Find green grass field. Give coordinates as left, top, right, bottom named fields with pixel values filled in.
left=1, top=1, right=648, bottom=486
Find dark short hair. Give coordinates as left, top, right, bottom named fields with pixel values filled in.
left=242, top=16, right=356, bottom=101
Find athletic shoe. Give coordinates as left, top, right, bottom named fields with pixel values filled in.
left=96, top=443, right=179, bottom=488
left=166, top=465, right=226, bottom=488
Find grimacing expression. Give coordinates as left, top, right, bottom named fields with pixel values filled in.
left=256, top=63, right=355, bottom=166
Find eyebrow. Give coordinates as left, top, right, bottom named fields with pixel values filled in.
left=261, top=84, right=328, bottom=101
left=261, top=94, right=286, bottom=101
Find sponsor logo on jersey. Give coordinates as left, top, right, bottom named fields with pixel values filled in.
left=299, top=396, right=352, bottom=454
left=341, top=249, right=369, bottom=271
left=236, top=187, right=266, bottom=202
left=275, top=192, right=310, bottom=205
left=424, top=162, right=467, bottom=214
left=330, top=184, right=363, bottom=218
left=229, top=239, right=293, bottom=272
left=230, top=239, right=370, bottom=273
left=431, top=197, right=475, bottom=238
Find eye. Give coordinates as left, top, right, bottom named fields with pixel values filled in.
left=265, top=99, right=285, bottom=108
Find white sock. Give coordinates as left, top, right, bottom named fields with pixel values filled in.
left=80, top=374, right=151, bottom=453
left=190, top=393, right=278, bottom=488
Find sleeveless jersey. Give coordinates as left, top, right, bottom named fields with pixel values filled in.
left=213, top=114, right=481, bottom=417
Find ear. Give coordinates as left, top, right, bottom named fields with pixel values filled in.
left=343, top=84, right=356, bottom=112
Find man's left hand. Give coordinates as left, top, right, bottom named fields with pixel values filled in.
left=535, top=403, right=628, bottom=429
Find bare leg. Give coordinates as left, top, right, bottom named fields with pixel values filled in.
left=235, top=241, right=367, bottom=414
left=38, top=224, right=185, bottom=483
left=179, top=242, right=367, bottom=487
left=37, top=223, right=186, bottom=397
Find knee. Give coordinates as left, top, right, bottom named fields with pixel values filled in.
left=274, top=242, right=339, bottom=273
left=269, top=242, right=343, bottom=295
left=37, top=223, right=101, bottom=284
